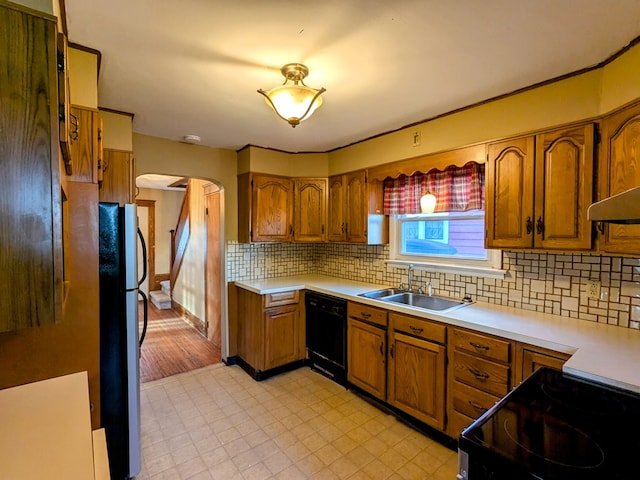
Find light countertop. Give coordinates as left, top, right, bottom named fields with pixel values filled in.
left=235, top=274, right=640, bottom=394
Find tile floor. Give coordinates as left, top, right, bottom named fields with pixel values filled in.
left=138, top=364, right=458, bottom=480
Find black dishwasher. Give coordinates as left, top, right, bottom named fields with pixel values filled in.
left=305, top=291, right=347, bottom=385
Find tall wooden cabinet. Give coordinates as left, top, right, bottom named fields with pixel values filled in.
left=597, top=103, right=640, bottom=254
left=0, top=3, right=62, bottom=332
left=486, top=123, right=594, bottom=250
left=328, top=170, right=388, bottom=244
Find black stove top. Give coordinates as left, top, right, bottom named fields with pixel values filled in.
left=458, top=367, right=640, bottom=479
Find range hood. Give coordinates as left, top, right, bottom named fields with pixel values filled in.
left=587, top=186, right=640, bottom=224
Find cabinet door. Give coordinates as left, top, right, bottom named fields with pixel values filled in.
left=251, top=175, right=293, bottom=242
left=535, top=124, right=594, bottom=250
left=347, top=318, right=386, bottom=400
left=294, top=178, right=327, bottom=242
left=486, top=136, right=535, bottom=248
left=264, top=304, right=300, bottom=370
left=599, top=103, right=640, bottom=254
left=345, top=171, right=367, bottom=243
left=99, top=150, right=134, bottom=205
left=68, top=107, right=99, bottom=183
left=327, top=175, right=346, bottom=241
left=521, top=349, right=568, bottom=380
left=387, top=331, right=446, bottom=430
left=0, top=5, right=62, bottom=332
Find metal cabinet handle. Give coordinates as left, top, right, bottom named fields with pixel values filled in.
left=526, top=216, right=533, bottom=234
left=596, top=222, right=605, bottom=235
left=469, top=342, right=489, bottom=351
left=469, top=368, right=490, bottom=380
left=468, top=400, right=487, bottom=413
left=536, top=216, right=544, bottom=235
left=360, top=312, right=371, bottom=318
left=409, top=325, right=424, bottom=334
left=388, top=343, right=393, bottom=358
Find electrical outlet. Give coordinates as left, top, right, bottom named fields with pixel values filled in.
left=412, top=131, right=421, bottom=146
left=586, top=280, right=601, bottom=300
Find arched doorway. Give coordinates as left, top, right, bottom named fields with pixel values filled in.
left=135, top=174, right=225, bottom=381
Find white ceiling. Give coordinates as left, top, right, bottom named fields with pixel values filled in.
left=64, top=0, right=640, bottom=153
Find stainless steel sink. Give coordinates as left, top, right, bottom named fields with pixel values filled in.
left=359, top=288, right=470, bottom=312
left=358, top=288, right=407, bottom=299
left=383, top=292, right=466, bottom=311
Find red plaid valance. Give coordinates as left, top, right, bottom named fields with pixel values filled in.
left=383, top=162, right=485, bottom=214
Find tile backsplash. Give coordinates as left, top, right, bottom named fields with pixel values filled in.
left=226, top=241, right=640, bottom=329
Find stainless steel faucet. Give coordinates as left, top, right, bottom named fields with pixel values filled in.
left=407, top=264, right=414, bottom=291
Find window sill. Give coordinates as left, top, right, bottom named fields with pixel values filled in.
left=385, top=259, right=508, bottom=279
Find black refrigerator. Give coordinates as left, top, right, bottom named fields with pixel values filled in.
left=99, top=202, right=147, bottom=479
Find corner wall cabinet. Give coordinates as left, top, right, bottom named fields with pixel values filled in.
left=0, top=3, right=62, bottom=332
left=328, top=170, right=388, bottom=244
left=597, top=102, right=640, bottom=254
left=485, top=123, right=594, bottom=250
left=294, top=178, right=327, bottom=242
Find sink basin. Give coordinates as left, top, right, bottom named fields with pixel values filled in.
left=358, top=288, right=407, bottom=299
left=383, top=292, right=467, bottom=312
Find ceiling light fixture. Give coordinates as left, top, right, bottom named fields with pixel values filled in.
left=258, top=63, right=326, bottom=128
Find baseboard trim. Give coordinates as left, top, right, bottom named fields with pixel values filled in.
left=171, top=300, right=206, bottom=336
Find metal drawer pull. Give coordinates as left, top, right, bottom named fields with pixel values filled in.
left=381, top=341, right=385, bottom=357
left=469, top=342, right=490, bottom=350
left=468, top=401, right=487, bottom=413
left=360, top=312, right=371, bottom=318
left=469, top=368, right=489, bottom=380
left=409, top=325, right=424, bottom=333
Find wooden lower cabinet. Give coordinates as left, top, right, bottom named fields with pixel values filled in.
left=515, top=343, right=571, bottom=384
left=387, top=330, right=446, bottom=430
left=236, top=288, right=303, bottom=378
left=347, top=317, right=387, bottom=400
left=447, top=328, right=512, bottom=438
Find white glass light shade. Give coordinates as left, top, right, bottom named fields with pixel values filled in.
left=263, top=84, right=324, bottom=126
left=420, top=193, right=437, bottom=213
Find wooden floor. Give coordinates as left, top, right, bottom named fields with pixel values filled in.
left=138, top=300, right=221, bottom=383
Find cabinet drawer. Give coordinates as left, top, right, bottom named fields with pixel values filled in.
left=452, top=329, right=510, bottom=363
left=452, top=351, right=510, bottom=397
left=451, top=380, right=501, bottom=419
left=389, top=312, right=445, bottom=344
left=264, top=290, right=299, bottom=307
left=447, top=408, right=475, bottom=438
left=348, top=302, right=388, bottom=327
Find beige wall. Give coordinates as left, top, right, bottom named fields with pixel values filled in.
left=239, top=146, right=329, bottom=177
left=328, top=42, right=640, bottom=175
left=173, top=179, right=209, bottom=321
left=137, top=188, right=184, bottom=275
left=69, top=48, right=99, bottom=109
left=133, top=133, right=238, bottom=241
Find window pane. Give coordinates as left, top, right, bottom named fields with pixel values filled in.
left=400, top=215, right=487, bottom=259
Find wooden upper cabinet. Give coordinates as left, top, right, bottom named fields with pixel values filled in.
left=486, top=123, right=594, bottom=250
left=486, top=136, right=535, bottom=248
left=0, top=3, right=62, bottom=332
left=99, top=149, right=135, bottom=205
left=598, top=103, right=640, bottom=254
left=251, top=175, right=294, bottom=242
left=328, top=170, right=388, bottom=244
left=328, top=174, right=346, bottom=241
left=68, top=106, right=102, bottom=183
left=534, top=124, right=594, bottom=250
left=294, top=178, right=327, bottom=242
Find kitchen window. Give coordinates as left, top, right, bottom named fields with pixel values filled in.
left=383, top=162, right=505, bottom=278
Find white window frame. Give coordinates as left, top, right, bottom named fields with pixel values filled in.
left=387, top=213, right=507, bottom=279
